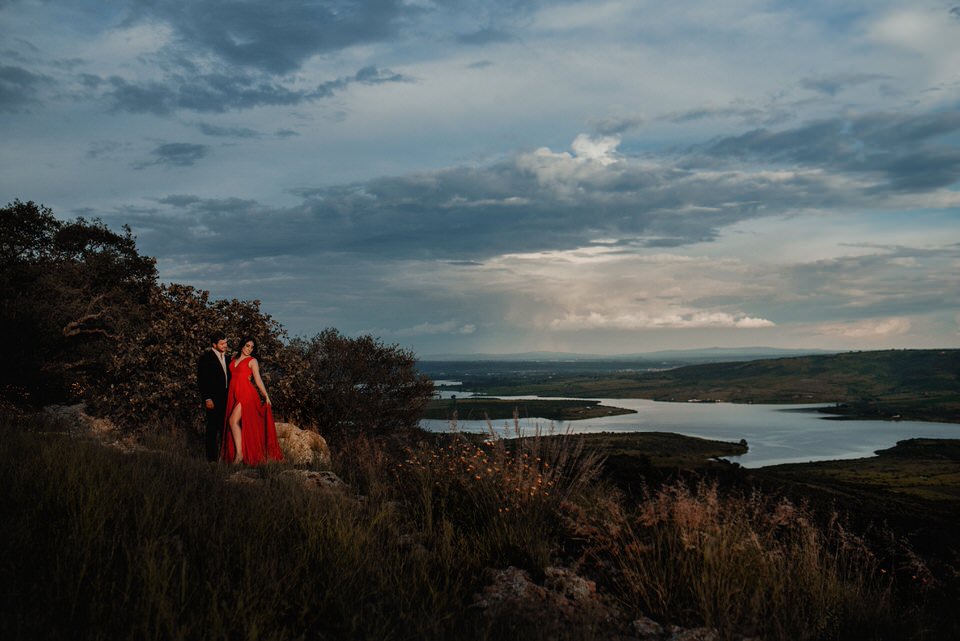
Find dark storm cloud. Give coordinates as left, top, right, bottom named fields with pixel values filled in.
left=127, top=0, right=413, bottom=75
left=106, top=65, right=409, bottom=114
left=124, top=145, right=875, bottom=263
left=93, top=103, right=957, bottom=281
left=135, top=142, right=209, bottom=168
left=107, top=73, right=307, bottom=114
left=701, top=111, right=960, bottom=193
left=0, top=64, right=50, bottom=111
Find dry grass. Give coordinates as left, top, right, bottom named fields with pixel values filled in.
left=605, top=480, right=929, bottom=641
left=0, top=414, right=943, bottom=641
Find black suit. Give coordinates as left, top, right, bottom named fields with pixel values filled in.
left=197, top=348, right=230, bottom=461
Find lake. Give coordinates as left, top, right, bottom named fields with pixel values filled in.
left=420, top=396, right=960, bottom=468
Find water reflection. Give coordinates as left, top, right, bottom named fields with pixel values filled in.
left=420, top=396, right=959, bottom=468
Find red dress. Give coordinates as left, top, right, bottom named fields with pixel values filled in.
left=220, top=356, right=284, bottom=465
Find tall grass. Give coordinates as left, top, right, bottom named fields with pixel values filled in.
left=393, top=426, right=605, bottom=571
left=0, top=418, right=606, bottom=641
left=605, top=480, right=923, bottom=641
left=0, top=415, right=939, bottom=640
left=1, top=422, right=465, bottom=640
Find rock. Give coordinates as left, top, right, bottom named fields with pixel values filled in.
left=226, top=468, right=262, bottom=485
left=633, top=616, right=665, bottom=638
left=544, top=566, right=596, bottom=600
left=279, top=469, right=346, bottom=492
left=472, top=566, right=615, bottom=633
left=668, top=627, right=720, bottom=641
left=275, top=421, right=331, bottom=467
left=43, top=403, right=118, bottom=438
left=472, top=567, right=546, bottom=610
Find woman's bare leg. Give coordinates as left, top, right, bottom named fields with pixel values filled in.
left=227, top=403, right=243, bottom=464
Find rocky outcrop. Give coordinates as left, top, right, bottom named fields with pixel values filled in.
left=275, top=421, right=331, bottom=467
left=279, top=469, right=346, bottom=492
left=44, top=403, right=118, bottom=438
left=472, top=565, right=761, bottom=641
left=472, top=566, right=612, bottom=634
left=42, top=403, right=148, bottom=453
left=225, top=468, right=348, bottom=493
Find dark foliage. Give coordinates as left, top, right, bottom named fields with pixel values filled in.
left=0, top=199, right=156, bottom=407
left=273, top=329, right=434, bottom=438
left=90, top=283, right=286, bottom=431
left=3, top=200, right=433, bottom=436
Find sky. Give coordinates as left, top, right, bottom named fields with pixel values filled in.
left=2, top=0, right=959, bottom=357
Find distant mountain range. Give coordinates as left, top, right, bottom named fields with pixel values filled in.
left=420, top=347, right=836, bottom=363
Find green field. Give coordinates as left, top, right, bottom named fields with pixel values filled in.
left=423, top=398, right=636, bottom=421
left=463, top=349, right=960, bottom=424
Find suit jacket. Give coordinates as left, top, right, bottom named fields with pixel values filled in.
left=197, top=348, right=230, bottom=405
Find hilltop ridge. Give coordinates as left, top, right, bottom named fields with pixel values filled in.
left=437, top=348, right=960, bottom=424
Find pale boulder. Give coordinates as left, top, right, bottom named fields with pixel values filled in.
left=275, top=421, right=331, bottom=467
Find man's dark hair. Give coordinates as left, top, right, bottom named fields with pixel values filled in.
left=209, top=331, right=226, bottom=346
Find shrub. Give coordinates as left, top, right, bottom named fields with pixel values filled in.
left=394, top=427, right=604, bottom=571
left=606, top=480, right=911, bottom=641
left=272, top=329, right=434, bottom=437
left=90, top=283, right=286, bottom=432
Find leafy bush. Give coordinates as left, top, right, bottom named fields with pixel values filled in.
left=273, top=329, right=434, bottom=437
left=90, top=283, right=285, bottom=431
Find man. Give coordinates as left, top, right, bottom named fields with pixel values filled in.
left=196, top=332, right=230, bottom=461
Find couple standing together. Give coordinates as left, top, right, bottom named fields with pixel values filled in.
left=196, top=333, right=284, bottom=464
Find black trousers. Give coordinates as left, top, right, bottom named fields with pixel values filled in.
left=204, top=403, right=226, bottom=462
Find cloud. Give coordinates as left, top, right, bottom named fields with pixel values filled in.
left=570, top=133, right=620, bottom=164
left=135, top=142, right=209, bottom=168
left=700, top=112, right=960, bottom=193
left=818, top=317, right=912, bottom=339
left=195, top=122, right=261, bottom=138
left=662, top=105, right=767, bottom=124
left=591, top=114, right=644, bottom=136
left=105, top=65, right=410, bottom=114
left=0, top=64, right=50, bottom=111
left=86, top=140, right=126, bottom=159
left=125, top=0, right=412, bottom=75
left=799, top=73, right=888, bottom=96
left=548, top=311, right=775, bottom=330
left=457, top=27, right=516, bottom=45
left=118, top=114, right=959, bottom=268
left=388, top=320, right=478, bottom=337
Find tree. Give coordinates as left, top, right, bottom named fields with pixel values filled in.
left=0, top=200, right=156, bottom=408
left=272, top=329, right=434, bottom=438
left=3, top=199, right=434, bottom=439
left=91, top=283, right=286, bottom=431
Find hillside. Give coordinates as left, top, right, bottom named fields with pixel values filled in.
left=473, top=349, right=960, bottom=423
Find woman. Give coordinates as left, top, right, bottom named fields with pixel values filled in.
left=220, top=337, right=284, bottom=465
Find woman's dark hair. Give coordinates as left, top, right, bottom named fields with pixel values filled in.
left=236, top=336, right=258, bottom=359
